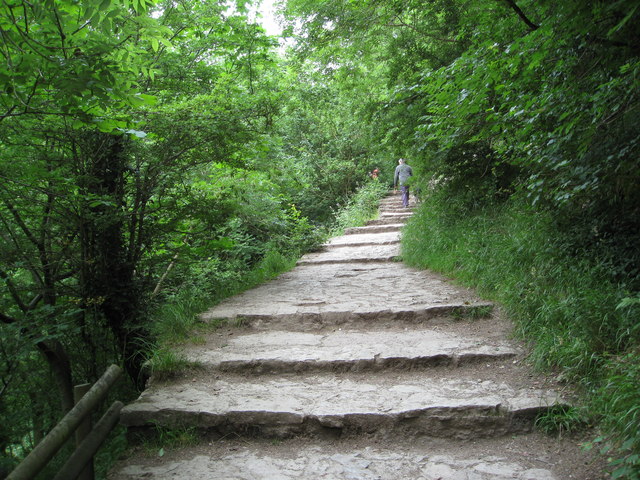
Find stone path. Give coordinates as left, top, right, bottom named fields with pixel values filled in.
left=109, top=194, right=601, bottom=480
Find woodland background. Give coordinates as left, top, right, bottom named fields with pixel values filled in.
left=0, top=0, right=639, bottom=478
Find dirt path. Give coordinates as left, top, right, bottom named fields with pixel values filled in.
left=109, top=194, right=606, bottom=479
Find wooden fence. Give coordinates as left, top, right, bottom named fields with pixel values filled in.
left=7, top=365, right=123, bottom=480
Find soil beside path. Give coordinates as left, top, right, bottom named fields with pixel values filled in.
left=109, top=192, right=607, bottom=480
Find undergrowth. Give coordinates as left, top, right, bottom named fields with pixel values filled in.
left=146, top=249, right=298, bottom=377
left=147, top=179, right=389, bottom=379
left=131, top=424, right=200, bottom=458
left=535, top=406, right=588, bottom=437
left=402, top=189, right=640, bottom=478
left=330, top=179, right=389, bottom=235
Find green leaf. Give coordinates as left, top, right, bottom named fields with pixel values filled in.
left=84, top=7, right=95, bottom=21
left=129, top=92, right=158, bottom=106
left=607, top=5, right=639, bottom=36
left=616, top=297, right=640, bottom=310
left=124, top=129, right=148, bottom=138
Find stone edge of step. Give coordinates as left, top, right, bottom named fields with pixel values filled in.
left=119, top=395, right=567, bottom=440
left=200, top=303, right=495, bottom=326
left=184, top=349, right=519, bottom=375
left=296, top=256, right=399, bottom=265
left=319, top=239, right=401, bottom=249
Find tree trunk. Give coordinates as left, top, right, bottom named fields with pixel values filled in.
left=81, top=132, right=149, bottom=390
left=36, top=340, right=74, bottom=413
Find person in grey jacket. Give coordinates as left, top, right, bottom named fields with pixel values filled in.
left=393, top=158, right=413, bottom=208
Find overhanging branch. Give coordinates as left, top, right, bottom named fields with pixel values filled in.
left=501, top=0, right=539, bottom=31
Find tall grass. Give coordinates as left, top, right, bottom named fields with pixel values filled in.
left=402, top=192, right=640, bottom=478
left=330, top=179, right=389, bottom=235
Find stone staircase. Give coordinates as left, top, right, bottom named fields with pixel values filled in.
left=109, top=193, right=598, bottom=480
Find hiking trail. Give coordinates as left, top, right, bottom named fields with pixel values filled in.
left=109, top=193, right=603, bottom=480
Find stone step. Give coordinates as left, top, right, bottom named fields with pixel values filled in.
left=297, top=244, right=400, bottom=264
left=296, top=243, right=400, bottom=266
left=380, top=211, right=413, bottom=219
left=378, top=204, right=406, bottom=210
left=180, top=328, right=519, bottom=374
left=119, top=370, right=566, bottom=439
left=379, top=203, right=409, bottom=207
left=108, top=434, right=592, bottom=480
left=366, top=216, right=409, bottom=226
left=321, top=231, right=400, bottom=248
left=378, top=197, right=403, bottom=204
left=201, top=302, right=493, bottom=331
left=343, top=223, right=404, bottom=235
left=384, top=210, right=415, bottom=216
left=200, top=262, right=491, bottom=328
left=384, top=208, right=415, bottom=214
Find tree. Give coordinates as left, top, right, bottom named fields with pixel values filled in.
left=0, top=0, right=286, bottom=466
left=1, top=1, right=317, bottom=468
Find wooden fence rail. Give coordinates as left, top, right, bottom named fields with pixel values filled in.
left=7, top=365, right=123, bottom=480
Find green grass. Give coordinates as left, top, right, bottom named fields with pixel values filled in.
left=132, top=424, right=200, bottom=457
left=591, top=353, right=640, bottom=479
left=330, top=179, right=389, bottom=235
left=142, top=348, right=199, bottom=381
left=151, top=287, right=212, bottom=343
left=535, top=405, right=588, bottom=437
left=402, top=192, right=640, bottom=478
left=451, top=305, right=493, bottom=320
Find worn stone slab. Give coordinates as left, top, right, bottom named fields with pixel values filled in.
left=297, top=244, right=400, bottom=264
left=201, top=262, right=489, bottom=327
left=181, top=329, right=518, bottom=373
left=379, top=197, right=404, bottom=205
left=381, top=203, right=415, bottom=210
left=367, top=216, right=409, bottom=226
left=120, top=373, right=565, bottom=438
left=343, top=223, right=404, bottom=235
left=322, top=231, right=400, bottom=248
left=379, top=197, right=402, bottom=203
left=108, top=438, right=568, bottom=480
left=379, top=205, right=409, bottom=212
left=380, top=211, right=413, bottom=220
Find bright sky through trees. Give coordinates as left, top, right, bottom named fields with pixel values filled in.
left=255, top=0, right=282, bottom=35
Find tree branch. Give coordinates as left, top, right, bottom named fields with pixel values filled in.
left=2, top=198, right=42, bottom=249
left=0, top=105, right=17, bottom=122
left=52, top=5, right=68, bottom=53
left=0, top=311, right=18, bottom=324
left=0, top=216, right=45, bottom=288
left=501, top=0, right=539, bottom=31
left=0, top=268, right=28, bottom=312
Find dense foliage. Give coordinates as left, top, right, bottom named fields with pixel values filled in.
left=0, top=0, right=369, bottom=476
left=1, top=0, right=639, bottom=477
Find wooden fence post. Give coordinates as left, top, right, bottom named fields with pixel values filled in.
left=52, top=401, right=124, bottom=480
left=74, top=383, right=94, bottom=480
left=6, top=365, right=122, bottom=480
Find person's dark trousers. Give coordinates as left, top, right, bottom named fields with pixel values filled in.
left=401, top=185, right=410, bottom=207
